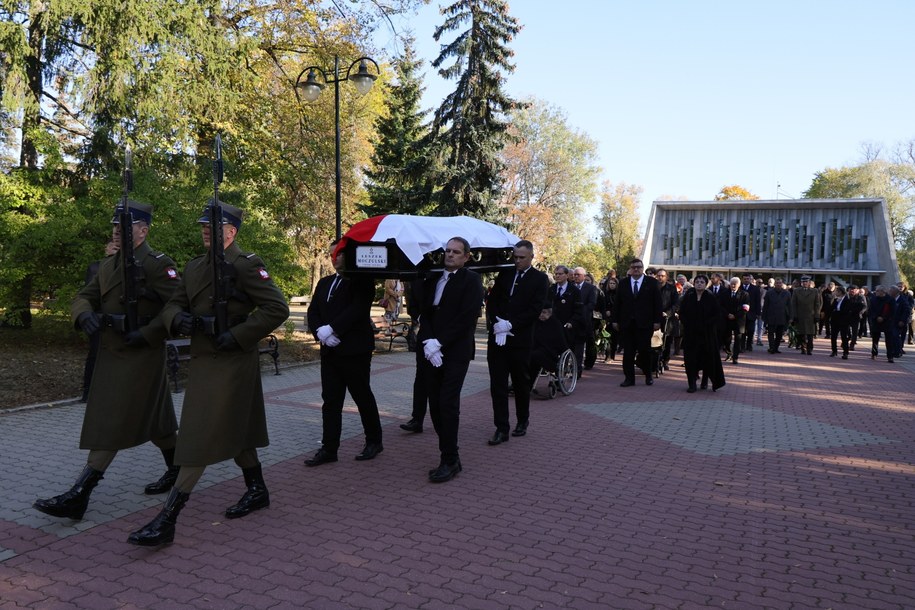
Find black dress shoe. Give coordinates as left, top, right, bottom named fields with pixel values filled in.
left=620, top=379, right=635, bottom=387
left=399, top=419, right=423, bottom=433
left=429, top=460, right=462, bottom=483
left=841, top=354, right=848, bottom=359
left=304, top=448, right=338, bottom=467
left=511, top=421, right=529, bottom=437
left=645, top=376, right=653, bottom=385
left=487, top=431, right=509, bottom=446
left=355, top=443, right=383, bottom=461
left=687, top=386, right=697, bottom=393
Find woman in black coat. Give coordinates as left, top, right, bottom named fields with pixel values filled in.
left=678, top=275, right=726, bottom=392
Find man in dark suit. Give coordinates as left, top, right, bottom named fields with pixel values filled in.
left=571, top=266, right=597, bottom=378
left=722, top=277, right=750, bottom=364
left=417, top=237, right=484, bottom=482
left=549, top=265, right=583, bottom=351
left=828, top=285, right=853, bottom=358
left=741, top=273, right=761, bottom=351
left=400, top=280, right=427, bottom=433
left=304, top=242, right=383, bottom=467
left=612, top=258, right=662, bottom=386
left=889, top=285, right=913, bottom=358
left=486, top=240, right=549, bottom=444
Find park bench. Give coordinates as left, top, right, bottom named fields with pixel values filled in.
left=165, top=334, right=281, bottom=392
left=373, top=317, right=413, bottom=352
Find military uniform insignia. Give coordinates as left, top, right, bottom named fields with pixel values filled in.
left=258, top=268, right=270, bottom=280
left=166, top=268, right=179, bottom=280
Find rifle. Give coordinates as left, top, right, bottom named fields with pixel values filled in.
left=119, top=148, right=140, bottom=333
left=209, top=134, right=230, bottom=337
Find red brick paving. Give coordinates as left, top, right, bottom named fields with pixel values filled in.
left=2, top=337, right=914, bottom=609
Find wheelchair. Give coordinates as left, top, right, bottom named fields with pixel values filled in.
left=531, top=349, right=578, bottom=399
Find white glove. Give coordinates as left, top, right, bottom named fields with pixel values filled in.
left=427, top=351, right=443, bottom=367
left=323, top=334, right=341, bottom=347
left=423, top=338, right=442, bottom=359
left=493, top=317, right=512, bottom=334
left=494, top=330, right=508, bottom=346
left=316, top=325, right=334, bottom=342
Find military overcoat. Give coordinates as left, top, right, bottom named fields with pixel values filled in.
left=790, top=287, right=823, bottom=335
left=71, top=241, right=180, bottom=450
left=161, top=241, right=289, bottom=467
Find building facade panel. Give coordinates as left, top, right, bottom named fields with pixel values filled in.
left=642, top=199, right=899, bottom=287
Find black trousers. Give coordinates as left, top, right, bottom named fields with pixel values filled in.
left=725, top=327, right=743, bottom=361
left=420, top=355, right=470, bottom=462
left=830, top=323, right=850, bottom=355
left=767, top=324, right=785, bottom=351
left=319, top=351, right=382, bottom=453
left=619, top=323, right=652, bottom=381
left=488, top=345, right=533, bottom=434
left=410, top=347, right=428, bottom=422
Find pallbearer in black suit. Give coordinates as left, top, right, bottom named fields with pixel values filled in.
left=304, top=242, right=383, bottom=466
left=486, top=240, right=550, bottom=444
left=417, top=237, right=485, bottom=482
left=612, top=258, right=662, bottom=386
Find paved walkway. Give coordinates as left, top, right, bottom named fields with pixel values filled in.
left=2, top=335, right=915, bottom=609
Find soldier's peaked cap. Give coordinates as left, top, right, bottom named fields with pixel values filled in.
left=111, top=200, right=153, bottom=225
left=197, top=199, right=243, bottom=229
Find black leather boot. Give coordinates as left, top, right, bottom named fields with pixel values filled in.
left=224, top=464, right=269, bottom=519
left=127, top=488, right=190, bottom=547
left=33, top=465, right=104, bottom=520
left=144, top=447, right=180, bottom=495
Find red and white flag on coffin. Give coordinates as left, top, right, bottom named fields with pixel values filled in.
left=335, top=215, right=521, bottom=264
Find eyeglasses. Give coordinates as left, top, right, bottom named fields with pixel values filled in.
left=630, top=264, right=643, bottom=269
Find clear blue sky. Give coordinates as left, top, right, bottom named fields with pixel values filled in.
left=375, top=1, right=915, bottom=223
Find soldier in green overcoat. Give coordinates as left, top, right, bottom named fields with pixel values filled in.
left=33, top=201, right=182, bottom=522
left=790, top=275, right=823, bottom=355
left=128, top=201, right=289, bottom=547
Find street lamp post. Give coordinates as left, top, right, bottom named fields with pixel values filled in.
left=296, top=55, right=380, bottom=240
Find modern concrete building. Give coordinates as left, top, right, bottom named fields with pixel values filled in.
left=642, top=198, right=899, bottom=287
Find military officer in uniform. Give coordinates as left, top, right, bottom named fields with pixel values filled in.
left=34, top=201, right=181, bottom=521
left=128, top=201, right=289, bottom=547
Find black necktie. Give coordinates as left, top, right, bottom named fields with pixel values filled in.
left=511, top=270, right=524, bottom=296
left=633, top=280, right=639, bottom=295
left=327, top=275, right=342, bottom=301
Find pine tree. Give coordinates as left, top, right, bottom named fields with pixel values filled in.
left=429, top=0, right=521, bottom=221
left=364, top=39, right=432, bottom=216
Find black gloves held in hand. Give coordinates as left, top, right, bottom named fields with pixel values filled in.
left=216, top=331, right=238, bottom=351
left=172, top=312, right=194, bottom=336
left=77, top=312, right=100, bottom=335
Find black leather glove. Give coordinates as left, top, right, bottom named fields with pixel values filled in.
left=172, top=312, right=194, bottom=336
left=124, top=330, right=148, bottom=348
left=215, top=331, right=238, bottom=351
left=77, top=311, right=100, bottom=335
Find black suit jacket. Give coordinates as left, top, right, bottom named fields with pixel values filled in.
left=307, top=273, right=376, bottom=356
left=575, top=281, right=598, bottom=338
left=828, top=296, right=854, bottom=327
left=742, top=284, right=761, bottom=318
left=613, top=275, right=662, bottom=330
left=487, top=267, right=549, bottom=349
left=549, top=282, right=583, bottom=330
left=723, top=288, right=750, bottom=332
left=418, top=267, right=484, bottom=362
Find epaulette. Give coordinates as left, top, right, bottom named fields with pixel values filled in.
left=152, top=252, right=165, bottom=260
left=245, top=253, right=257, bottom=259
